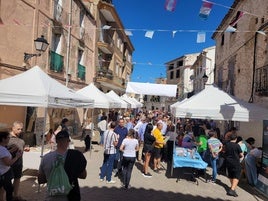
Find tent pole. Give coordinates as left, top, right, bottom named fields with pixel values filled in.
left=39, top=107, right=47, bottom=193
left=40, top=108, right=47, bottom=158
left=171, top=115, right=176, bottom=177
left=89, top=108, right=94, bottom=158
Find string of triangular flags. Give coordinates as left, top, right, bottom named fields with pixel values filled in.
left=0, top=0, right=267, bottom=43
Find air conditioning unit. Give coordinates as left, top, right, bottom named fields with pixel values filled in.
left=80, top=27, right=85, bottom=40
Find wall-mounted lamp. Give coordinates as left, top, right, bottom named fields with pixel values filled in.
left=24, top=35, right=49, bottom=62
left=202, top=72, right=208, bottom=84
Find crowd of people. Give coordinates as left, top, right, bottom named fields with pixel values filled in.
left=91, top=110, right=263, bottom=197
left=0, top=109, right=265, bottom=200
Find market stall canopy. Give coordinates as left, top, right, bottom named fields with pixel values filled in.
left=77, top=83, right=121, bottom=109
left=126, top=82, right=177, bottom=97
left=120, top=94, right=138, bottom=109
left=0, top=66, right=94, bottom=108
left=171, top=84, right=268, bottom=122
left=106, top=90, right=129, bottom=109
left=170, top=98, right=188, bottom=115
left=129, top=96, right=143, bottom=108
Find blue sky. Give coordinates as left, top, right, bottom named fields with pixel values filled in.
left=113, top=0, right=234, bottom=83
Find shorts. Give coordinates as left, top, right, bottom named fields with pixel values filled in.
left=227, top=165, right=241, bottom=179
left=11, top=163, right=23, bottom=179
left=153, top=147, right=162, bottom=159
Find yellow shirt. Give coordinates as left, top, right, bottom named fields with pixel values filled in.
left=153, top=128, right=164, bottom=148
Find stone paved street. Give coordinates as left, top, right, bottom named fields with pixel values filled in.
left=20, top=138, right=266, bottom=201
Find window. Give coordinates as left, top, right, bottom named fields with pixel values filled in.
left=168, top=64, right=174, bottom=70
left=255, top=65, right=268, bottom=96
left=51, top=33, right=61, bottom=52
left=176, top=69, right=180, bottom=78
left=115, top=63, right=119, bottom=76
left=177, top=60, right=183, bottom=67
left=221, top=34, right=225, bottom=46
left=77, top=64, right=85, bottom=80
left=77, top=49, right=85, bottom=80
left=170, top=71, right=174, bottom=79
left=50, top=51, right=64, bottom=72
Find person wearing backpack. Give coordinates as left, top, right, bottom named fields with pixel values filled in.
left=38, top=130, right=87, bottom=201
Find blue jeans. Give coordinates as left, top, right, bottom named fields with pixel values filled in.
left=100, top=153, right=116, bottom=181
left=100, top=131, right=104, bottom=145
left=210, top=155, right=218, bottom=181
left=114, top=149, right=123, bottom=171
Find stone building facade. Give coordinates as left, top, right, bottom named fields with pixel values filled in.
left=191, top=46, right=215, bottom=93
left=212, top=0, right=268, bottom=146
left=165, top=53, right=199, bottom=101
left=0, top=0, right=134, bottom=133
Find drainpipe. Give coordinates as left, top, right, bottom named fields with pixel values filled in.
left=66, top=0, right=72, bottom=86
left=249, top=22, right=268, bottom=103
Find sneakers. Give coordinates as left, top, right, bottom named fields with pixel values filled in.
left=100, top=178, right=104, bottom=182
left=207, top=179, right=216, bottom=184
left=106, top=180, right=116, bottom=184
left=227, top=189, right=238, bottom=197
left=142, top=172, right=152, bottom=178
left=121, top=183, right=131, bottom=190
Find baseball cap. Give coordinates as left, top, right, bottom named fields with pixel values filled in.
left=56, top=130, right=70, bottom=141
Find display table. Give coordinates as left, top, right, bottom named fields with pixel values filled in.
left=23, top=147, right=50, bottom=170
left=172, top=147, right=208, bottom=185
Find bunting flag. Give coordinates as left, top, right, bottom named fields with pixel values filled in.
left=145, top=30, right=154, bottom=39
left=165, top=0, right=177, bottom=12
left=102, top=25, right=111, bottom=29
left=229, top=11, right=244, bottom=27
left=225, top=25, right=236, bottom=32
left=124, top=30, right=133, bottom=36
left=226, top=11, right=244, bottom=32
left=197, top=32, right=206, bottom=43
left=257, top=31, right=266, bottom=36
left=199, top=1, right=214, bottom=20
left=172, top=31, right=177, bottom=38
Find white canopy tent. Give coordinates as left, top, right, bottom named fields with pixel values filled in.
left=77, top=83, right=121, bottom=109
left=129, top=96, right=143, bottom=108
left=170, top=98, right=188, bottom=114
left=106, top=90, right=129, bottom=109
left=126, top=81, right=177, bottom=97
left=171, top=84, right=268, bottom=122
left=0, top=66, right=94, bottom=157
left=121, top=94, right=138, bottom=109
left=0, top=66, right=94, bottom=108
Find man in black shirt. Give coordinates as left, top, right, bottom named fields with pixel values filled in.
left=225, top=132, right=244, bottom=197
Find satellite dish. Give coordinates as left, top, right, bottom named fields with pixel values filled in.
left=190, top=75, right=195, bottom=80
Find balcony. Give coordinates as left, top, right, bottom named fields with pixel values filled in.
left=113, top=76, right=125, bottom=86
left=77, top=64, right=86, bottom=81
left=96, top=67, right=113, bottom=80
left=98, top=34, right=114, bottom=54
left=50, top=51, right=64, bottom=72
left=98, top=1, right=116, bottom=22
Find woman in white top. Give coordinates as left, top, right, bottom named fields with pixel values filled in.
left=0, top=130, right=22, bottom=201
left=120, top=129, right=139, bottom=189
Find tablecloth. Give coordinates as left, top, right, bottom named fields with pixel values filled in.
left=23, top=147, right=50, bottom=170
left=173, top=147, right=208, bottom=169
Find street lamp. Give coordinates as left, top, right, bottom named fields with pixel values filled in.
left=24, top=35, right=49, bottom=62
left=202, top=72, right=208, bottom=85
